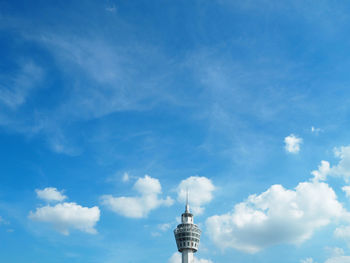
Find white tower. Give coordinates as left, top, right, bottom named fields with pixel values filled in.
left=174, top=194, right=201, bottom=263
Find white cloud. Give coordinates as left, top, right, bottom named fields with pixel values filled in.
left=311, top=161, right=330, bottom=182
left=101, top=175, right=174, bottom=218
left=284, top=134, right=302, bottom=154
left=206, top=180, right=344, bottom=253
left=312, top=146, right=350, bottom=182
left=334, top=248, right=345, bottom=256
left=334, top=226, right=350, bottom=239
left=331, top=146, right=350, bottom=182
left=168, top=252, right=213, bottom=263
left=311, top=126, right=322, bottom=134
left=158, top=223, right=171, bottom=231
left=301, top=257, right=350, bottom=263
left=177, top=176, right=215, bottom=215
left=325, top=147, right=350, bottom=244
left=151, top=232, right=161, bottom=237
left=342, top=186, right=350, bottom=197
left=327, top=247, right=345, bottom=257
left=301, top=258, right=316, bottom=263
left=325, top=256, right=350, bottom=263
left=151, top=223, right=172, bottom=237
left=105, top=5, right=117, bottom=12
left=323, top=247, right=350, bottom=263
left=35, top=187, right=67, bottom=202
left=122, top=172, right=130, bottom=182
left=29, top=202, right=100, bottom=235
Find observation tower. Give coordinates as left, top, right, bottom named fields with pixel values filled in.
left=173, top=196, right=201, bottom=263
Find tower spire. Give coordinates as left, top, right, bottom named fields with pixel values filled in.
left=185, top=189, right=190, bottom=213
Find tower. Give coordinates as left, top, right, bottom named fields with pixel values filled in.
left=173, top=194, right=201, bottom=263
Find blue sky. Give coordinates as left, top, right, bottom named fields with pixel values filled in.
left=2, top=0, right=350, bottom=262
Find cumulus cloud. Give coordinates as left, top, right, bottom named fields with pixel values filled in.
left=322, top=247, right=350, bottom=263
left=101, top=175, right=174, bottom=218
left=330, top=247, right=345, bottom=256
left=312, top=146, right=350, bottom=182
left=168, top=252, right=213, bottom=263
left=310, top=146, right=350, bottom=246
left=331, top=146, right=350, bottom=181
left=35, top=187, right=67, bottom=202
left=311, top=161, right=331, bottom=182
left=300, top=258, right=316, bottom=263
left=334, top=226, right=350, bottom=240
left=29, top=202, right=100, bottom=235
left=284, top=134, right=302, bottom=154
left=30, top=187, right=100, bottom=235
left=301, top=258, right=316, bottom=263
left=177, top=176, right=215, bottom=215
left=304, top=254, right=350, bottom=263
left=206, top=180, right=344, bottom=253
left=325, top=256, right=350, bottom=263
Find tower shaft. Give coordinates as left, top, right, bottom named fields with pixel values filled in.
left=182, top=249, right=194, bottom=263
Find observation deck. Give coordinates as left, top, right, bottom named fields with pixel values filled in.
left=174, top=204, right=201, bottom=253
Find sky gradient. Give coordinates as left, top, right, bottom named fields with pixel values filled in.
left=2, top=1, right=350, bottom=263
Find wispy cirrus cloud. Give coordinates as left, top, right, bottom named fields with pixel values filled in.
left=0, top=216, right=9, bottom=225
left=105, top=4, right=117, bottom=13
left=185, top=46, right=310, bottom=167
left=311, top=126, right=322, bottom=135
left=36, top=34, right=175, bottom=119
left=0, top=61, right=43, bottom=109
left=0, top=31, right=183, bottom=155
left=217, top=0, right=349, bottom=34
left=0, top=34, right=156, bottom=154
